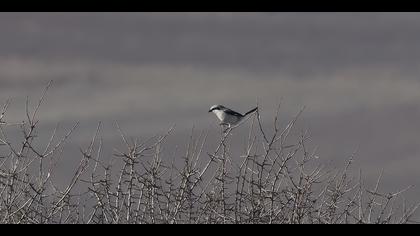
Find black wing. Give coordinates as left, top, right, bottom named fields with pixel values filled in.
left=224, top=109, right=244, bottom=117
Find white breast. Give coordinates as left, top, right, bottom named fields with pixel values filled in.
left=213, top=110, right=225, bottom=122
left=212, top=110, right=241, bottom=125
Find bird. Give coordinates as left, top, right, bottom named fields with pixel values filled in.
left=208, top=105, right=258, bottom=129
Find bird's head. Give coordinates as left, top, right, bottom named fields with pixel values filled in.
left=208, top=105, right=225, bottom=113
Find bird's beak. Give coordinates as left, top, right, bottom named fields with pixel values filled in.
left=208, top=109, right=212, bottom=112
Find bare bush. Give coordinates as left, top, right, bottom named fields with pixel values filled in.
left=0, top=82, right=418, bottom=224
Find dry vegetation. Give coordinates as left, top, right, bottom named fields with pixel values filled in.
left=0, top=81, right=418, bottom=224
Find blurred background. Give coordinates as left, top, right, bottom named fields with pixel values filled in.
left=0, top=12, right=420, bottom=212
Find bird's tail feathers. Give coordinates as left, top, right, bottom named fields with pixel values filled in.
left=244, top=107, right=258, bottom=116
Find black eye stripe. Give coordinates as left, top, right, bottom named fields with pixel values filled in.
left=210, top=105, right=224, bottom=111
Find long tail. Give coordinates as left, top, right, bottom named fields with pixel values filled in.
left=244, top=107, right=258, bottom=116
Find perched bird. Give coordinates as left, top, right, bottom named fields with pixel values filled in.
left=208, top=105, right=258, bottom=128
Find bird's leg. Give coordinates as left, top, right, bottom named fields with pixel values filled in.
left=219, top=123, right=231, bottom=134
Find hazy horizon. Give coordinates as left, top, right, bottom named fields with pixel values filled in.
left=1, top=12, right=420, bottom=220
